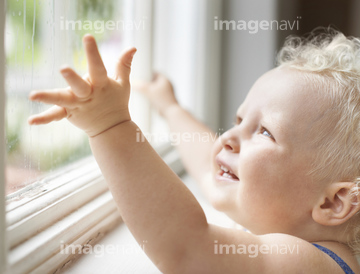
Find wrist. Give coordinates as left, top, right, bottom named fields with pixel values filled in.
left=87, top=109, right=131, bottom=138
left=162, top=103, right=182, bottom=120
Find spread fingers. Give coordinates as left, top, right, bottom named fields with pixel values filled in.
left=29, top=88, right=78, bottom=107
left=28, top=105, right=67, bottom=125
left=60, top=67, right=92, bottom=98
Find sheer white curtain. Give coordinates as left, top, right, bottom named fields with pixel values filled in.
left=153, top=0, right=222, bottom=131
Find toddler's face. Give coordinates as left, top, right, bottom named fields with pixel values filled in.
left=210, top=67, right=332, bottom=235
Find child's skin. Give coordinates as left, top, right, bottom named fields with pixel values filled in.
left=28, top=35, right=360, bottom=273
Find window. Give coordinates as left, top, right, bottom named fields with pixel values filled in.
left=1, top=0, right=7, bottom=271
left=5, top=0, right=132, bottom=195
left=1, top=0, right=222, bottom=272
left=3, top=0, right=159, bottom=272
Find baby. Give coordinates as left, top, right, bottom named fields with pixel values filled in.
left=28, top=29, right=360, bottom=273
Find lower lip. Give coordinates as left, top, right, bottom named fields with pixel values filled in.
left=215, top=170, right=240, bottom=184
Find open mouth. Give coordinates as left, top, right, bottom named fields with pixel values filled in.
left=219, top=165, right=239, bottom=181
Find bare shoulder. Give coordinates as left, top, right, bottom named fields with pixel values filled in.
left=182, top=226, right=359, bottom=274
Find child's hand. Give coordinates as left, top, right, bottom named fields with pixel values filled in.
left=133, top=74, right=178, bottom=117
left=28, top=35, right=137, bottom=137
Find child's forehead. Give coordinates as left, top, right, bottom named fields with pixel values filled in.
left=238, top=67, right=329, bottom=111
left=235, top=67, right=335, bottom=141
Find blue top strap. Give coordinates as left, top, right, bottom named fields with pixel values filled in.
left=312, top=243, right=355, bottom=274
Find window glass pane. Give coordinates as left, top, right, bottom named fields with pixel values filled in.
left=5, top=0, right=128, bottom=195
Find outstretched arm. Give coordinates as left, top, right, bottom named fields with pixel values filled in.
left=89, top=119, right=209, bottom=271
left=134, top=75, right=217, bottom=194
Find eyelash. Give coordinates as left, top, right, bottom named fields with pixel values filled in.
left=259, top=126, right=274, bottom=140
left=233, top=116, right=275, bottom=141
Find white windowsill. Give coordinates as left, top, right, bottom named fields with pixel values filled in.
left=59, top=174, right=237, bottom=274
left=6, top=144, right=182, bottom=274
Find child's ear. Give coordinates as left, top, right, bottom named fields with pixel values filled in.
left=312, top=182, right=360, bottom=226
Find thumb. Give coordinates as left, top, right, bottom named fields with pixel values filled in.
left=115, top=47, right=137, bottom=83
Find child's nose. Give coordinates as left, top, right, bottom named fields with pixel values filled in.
left=220, top=128, right=240, bottom=153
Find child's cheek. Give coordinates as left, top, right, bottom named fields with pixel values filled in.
left=239, top=145, right=278, bottom=183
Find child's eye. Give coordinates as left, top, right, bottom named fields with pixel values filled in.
left=260, top=126, right=274, bottom=140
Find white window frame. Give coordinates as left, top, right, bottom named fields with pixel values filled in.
left=194, top=0, right=222, bottom=131
left=1, top=0, right=222, bottom=273
left=1, top=0, right=7, bottom=272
